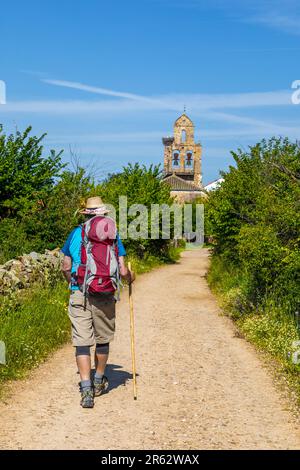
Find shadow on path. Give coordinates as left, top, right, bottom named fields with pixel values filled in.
left=91, top=364, right=137, bottom=392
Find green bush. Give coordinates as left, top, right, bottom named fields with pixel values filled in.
left=99, top=163, right=175, bottom=260
left=0, top=126, right=178, bottom=264
left=0, top=219, right=33, bottom=264
left=206, top=137, right=300, bottom=400
left=206, top=137, right=300, bottom=315
left=0, top=125, right=64, bottom=220
left=0, top=281, right=70, bottom=384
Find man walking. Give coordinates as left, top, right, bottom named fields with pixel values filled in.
left=61, top=196, right=134, bottom=408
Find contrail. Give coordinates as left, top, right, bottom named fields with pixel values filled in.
left=42, top=79, right=155, bottom=103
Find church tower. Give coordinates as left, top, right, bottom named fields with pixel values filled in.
left=162, top=113, right=203, bottom=202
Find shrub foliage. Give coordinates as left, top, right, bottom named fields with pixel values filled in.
left=206, top=137, right=300, bottom=397
left=206, top=137, right=300, bottom=315
left=0, top=126, right=175, bottom=263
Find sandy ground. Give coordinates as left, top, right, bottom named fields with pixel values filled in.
left=0, top=248, right=300, bottom=450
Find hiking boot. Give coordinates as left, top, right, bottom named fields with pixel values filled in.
left=80, top=389, right=94, bottom=408
left=93, top=375, right=109, bottom=397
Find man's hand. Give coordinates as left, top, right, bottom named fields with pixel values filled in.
left=127, top=269, right=136, bottom=285
left=121, top=268, right=136, bottom=285
left=119, top=256, right=135, bottom=284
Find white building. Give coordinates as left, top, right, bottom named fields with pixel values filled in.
left=204, top=178, right=224, bottom=192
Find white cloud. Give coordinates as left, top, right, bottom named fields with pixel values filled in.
left=44, top=119, right=300, bottom=149
left=155, top=0, right=300, bottom=36
left=43, top=78, right=292, bottom=108
left=248, top=13, right=300, bottom=35
left=0, top=99, right=163, bottom=114
left=46, top=131, right=164, bottom=144
left=178, top=91, right=285, bottom=114
left=1, top=89, right=298, bottom=146
left=42, top=79, right=156, bottom=103
left=2, top=80, right=299, bottom=151
left=1, top=83, right=292, bottom=116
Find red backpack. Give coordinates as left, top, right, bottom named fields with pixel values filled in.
left=77, top=216, right=121, bottom=297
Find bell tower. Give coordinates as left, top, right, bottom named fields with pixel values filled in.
left=162, top=113, right=202, bottom=188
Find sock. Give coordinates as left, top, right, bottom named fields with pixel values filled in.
left=80, top=379, right=92, bottom=391
left=94, top=372, right=104, bottom=384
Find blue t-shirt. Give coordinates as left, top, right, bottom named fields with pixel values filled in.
left=61, top=226, right=126, bottom=290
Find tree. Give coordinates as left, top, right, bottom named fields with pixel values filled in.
left=99, top=163, right=174, bottom=258
left=0, top=126, right=64, bottom=219
left=205, top=137, right=300, bottom=311
left=28, top=166, right=96, bottom=250
left=0, top=126, right=179, bottom=264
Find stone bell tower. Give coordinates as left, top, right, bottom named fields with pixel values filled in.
left=162, top=113, right=202, bottom=189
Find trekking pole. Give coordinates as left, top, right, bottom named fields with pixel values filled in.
left=128, top=262, right=137, bottom=400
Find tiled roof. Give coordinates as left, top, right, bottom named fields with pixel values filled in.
left=163, top=174, right=202, bottom=191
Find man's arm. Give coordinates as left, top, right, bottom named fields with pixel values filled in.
left=116, top=234, right=135, bottom=284
left=62, top=255, right=72, bottom=283
left=61, top=226, right=81, bottom=286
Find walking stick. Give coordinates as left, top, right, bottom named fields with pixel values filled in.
left=128, top=262, right=137, bottom=400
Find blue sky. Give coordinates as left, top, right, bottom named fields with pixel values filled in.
left=0, top=0, right=300, bottom=184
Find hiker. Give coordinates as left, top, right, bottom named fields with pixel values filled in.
left=61, top=196, right=134, bottom=408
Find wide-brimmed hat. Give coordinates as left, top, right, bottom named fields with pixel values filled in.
left=80, top=196, right=110, bottom=216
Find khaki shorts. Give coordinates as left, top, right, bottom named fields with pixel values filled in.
left=68, top=290, right=116, bottom=346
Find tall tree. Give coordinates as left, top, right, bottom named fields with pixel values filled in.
left=0, top=126, right=64, bottom=218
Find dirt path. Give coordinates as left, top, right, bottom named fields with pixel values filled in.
left=0, top=249, right=300, bottom=450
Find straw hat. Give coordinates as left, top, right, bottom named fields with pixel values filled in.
left=80, top=196, right=110, bottom=216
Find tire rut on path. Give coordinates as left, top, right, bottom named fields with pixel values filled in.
left=1, top=249, right=299, bottom=450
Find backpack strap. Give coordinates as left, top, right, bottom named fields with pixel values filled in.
left=112, top=237, right=122, bottom=301
left=81, top=218, right=94, bottom=310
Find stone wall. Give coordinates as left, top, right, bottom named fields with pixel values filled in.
left=170, top=190, right=207, bottom=203
left=0, top=249, right=63, bottom=295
